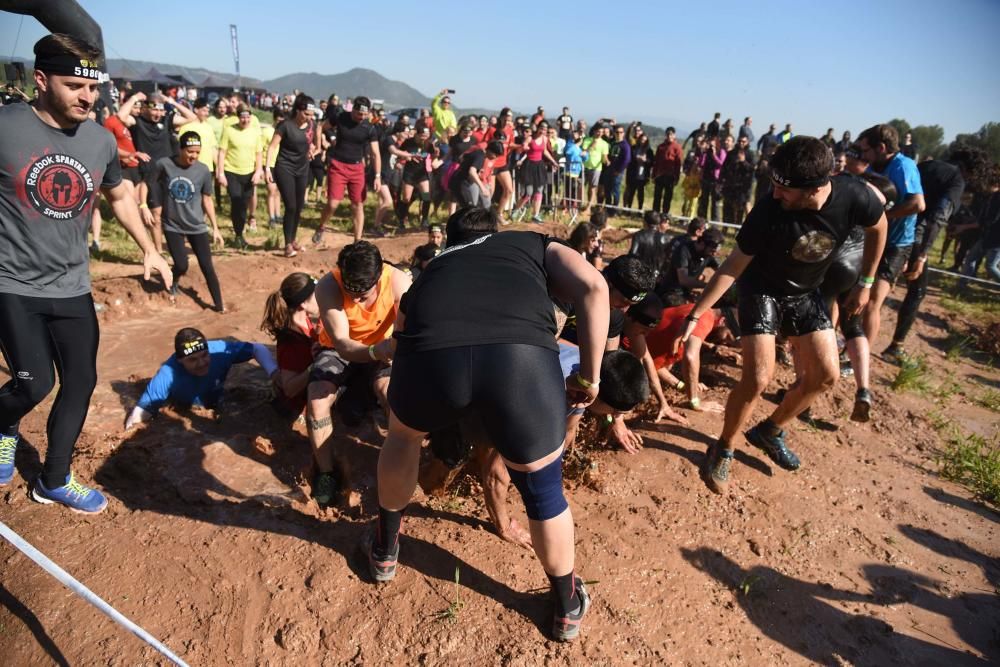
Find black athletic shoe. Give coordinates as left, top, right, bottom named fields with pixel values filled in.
left=745, top=423, right=800, bottom=470
left=851, top=388, right=872, bottom=423
left=881, top=345, right=908, bottom=366
left=552, top=577, right=590, bottom=642
left=311, top=470, right=339, bottom=507
left=366, top=532, right=399, bottom=583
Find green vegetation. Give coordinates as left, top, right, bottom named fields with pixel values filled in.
left=434, top=566, right=465, bottom=624
left=975, top=389, right=1000, bottom=413
left=891, top=356, right=931, bottom=393
left=937, top=430, right=1000, bottom=508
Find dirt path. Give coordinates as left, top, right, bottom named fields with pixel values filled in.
left=1, top=226, right=997, bottom=666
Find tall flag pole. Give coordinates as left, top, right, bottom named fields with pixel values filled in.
left=229, top=24, right=241, bottom=90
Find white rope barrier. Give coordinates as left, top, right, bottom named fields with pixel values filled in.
left=0, top=520, right=190, bottom=667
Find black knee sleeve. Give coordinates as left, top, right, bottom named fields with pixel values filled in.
left=506, top=455, right=568, bottom=521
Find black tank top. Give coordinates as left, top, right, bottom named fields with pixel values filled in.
left=396, top=231, right=558, bottom=354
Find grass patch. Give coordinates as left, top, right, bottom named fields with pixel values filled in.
left=434, top=565, right=465, bottom=624
left=891, top=356, right=931, bottom=394
left=944, top=333, right=974, bottom=362
left=937, top=431, right=1000, bottom=508
left=975, top=389, right=1000, bottom=412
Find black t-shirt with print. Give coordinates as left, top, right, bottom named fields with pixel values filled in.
left=736, top=175, right=883, bottom=295
left=330, top=111, right=377, bottom=164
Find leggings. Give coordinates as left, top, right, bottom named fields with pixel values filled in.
left=892, top=263, right=929, bottom=345
left=224, top=171, right=254, bottom=238
left=273, top=166, right=308, bottom=245
left=164, top=230, right=224, bottom=310
left=623, top=178, right=646, bottom=210
left=0, top=292, right=99, bottom=488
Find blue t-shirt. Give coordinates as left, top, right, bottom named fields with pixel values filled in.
left=564, top=141, right=585, bottom=177
left=559, top=342, right=586, bottom=417
left=880, top=152, right=923, bottom=247
left=137, top=340, right=255, bottom=412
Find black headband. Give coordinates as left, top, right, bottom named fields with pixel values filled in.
left=341, top=272, right=379, bottom=295
left=604, top=267, right=647, bottom=303
left=627, top=306, right=660, bottom=329
left=771, top=167, right=830, bottom=190
left=176, top=336, right=207, bottom=359
left=283, top=278, right=316, bottom=309
left=35, top=54, right=107, bottom=82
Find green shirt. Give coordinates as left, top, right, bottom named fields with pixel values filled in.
left=582, top=137, right=608, bottom=170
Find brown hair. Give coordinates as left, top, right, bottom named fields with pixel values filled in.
left=858, top=124, right=900, bottom=154
left=260, top=272, right=313, bottom=338
left=34, top=33, right=101, bottom=64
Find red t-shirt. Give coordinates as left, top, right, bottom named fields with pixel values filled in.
left=104, top=115, right=139, bottom=167
left=627, top=304, right=717, bottom=370
left=274, top=319, right=317, bottom=416
left=484, top=126, right=513, bottom=168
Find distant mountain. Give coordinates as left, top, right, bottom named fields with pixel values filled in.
left=262, top=68, right=430, bottom=108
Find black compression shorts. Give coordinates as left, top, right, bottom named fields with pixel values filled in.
left=877, top=244, right=912, bottom=285
left=737, top=286, right=832, bottom=338
left=388, top=343, right=566, bottom=465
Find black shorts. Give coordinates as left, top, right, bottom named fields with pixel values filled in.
left=121, top=165, right=142, bottom=184
left=819, top=241, right=863, bottom=300
left=402, top=167, right=429, bottom=186
left=877, top=244, right=912, bottom=285
left=388, top=343, right=565, bottom=465
left=737, top=285, right=832, bottom=338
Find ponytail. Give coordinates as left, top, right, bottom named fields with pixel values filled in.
left=260, top=289, right=291, bottom=339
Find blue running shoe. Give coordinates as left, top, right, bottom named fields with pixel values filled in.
left=745, top=423, right=801, bottom=471
left=31, top=473, right=108, bottom=514
left=0, top=434, right=17, bottom=485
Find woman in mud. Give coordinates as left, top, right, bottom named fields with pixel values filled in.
left=260, top=273, right=322, bottom=419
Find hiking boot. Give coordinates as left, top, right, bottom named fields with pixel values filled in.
left=311, top=227, right=326, bottom=244
left=311, top=470, right=340, bottom=507
left=366, top=531, right=399, bottom=583
left=851, top=388, right=873, bottom=423
left=234, top=236, right=249, bottom=251
left=703, top=442, right=735, bottom=494
left=745, top=423, right=800, bottom=470
left=881, top=345, right=908, bottom=366
left=0, top=434, right=18, bottom=485
left=552, top=577, right=590, bottom=642
left=30, top=473, right=108, bottom=514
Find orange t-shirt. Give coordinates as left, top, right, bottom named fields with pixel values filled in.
left=318, top=264, right=397, bottom=348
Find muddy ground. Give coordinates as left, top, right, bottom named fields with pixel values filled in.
left=1, top=222, right=998, bottom=666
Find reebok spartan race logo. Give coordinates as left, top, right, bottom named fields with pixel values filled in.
left=24, top=154, right=95, bottom=220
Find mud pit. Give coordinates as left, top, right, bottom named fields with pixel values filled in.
left=1, top=223, right=998, bottom=666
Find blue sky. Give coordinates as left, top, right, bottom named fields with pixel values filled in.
left=3, top=0, right=999, bottom=139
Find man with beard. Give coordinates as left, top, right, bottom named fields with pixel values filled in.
left=0, top=34, right=172, bottom=512
left=679, top=137, right=886, bottom=493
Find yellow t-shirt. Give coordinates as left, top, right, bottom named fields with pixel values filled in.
left=206, top=115, right=227, bottom=143
left=260, top=124, right=277, bottom=168
left=220, top=123, right=262, bottom=175
left=224, top=114, right=261, bottom=131
left=177, top=120, right=218, bottom=170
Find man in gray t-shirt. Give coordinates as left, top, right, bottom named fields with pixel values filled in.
left=0, top=33, right=171, bottom=514
left=149, top=131, right=225, bottom=311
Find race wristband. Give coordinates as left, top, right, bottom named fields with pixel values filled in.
left=859, top=276, right=875, bottom=288
left=860, top=282, right=873, bottom=289
left=368, top=344, right=378, bottom=361
left=139, top=203, right=148, bottom=209
left=685, top=312, right=700, bottom=323
left=575, top=374, right=600, bottom=389
left=675, top=380, right=685, bottom=390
